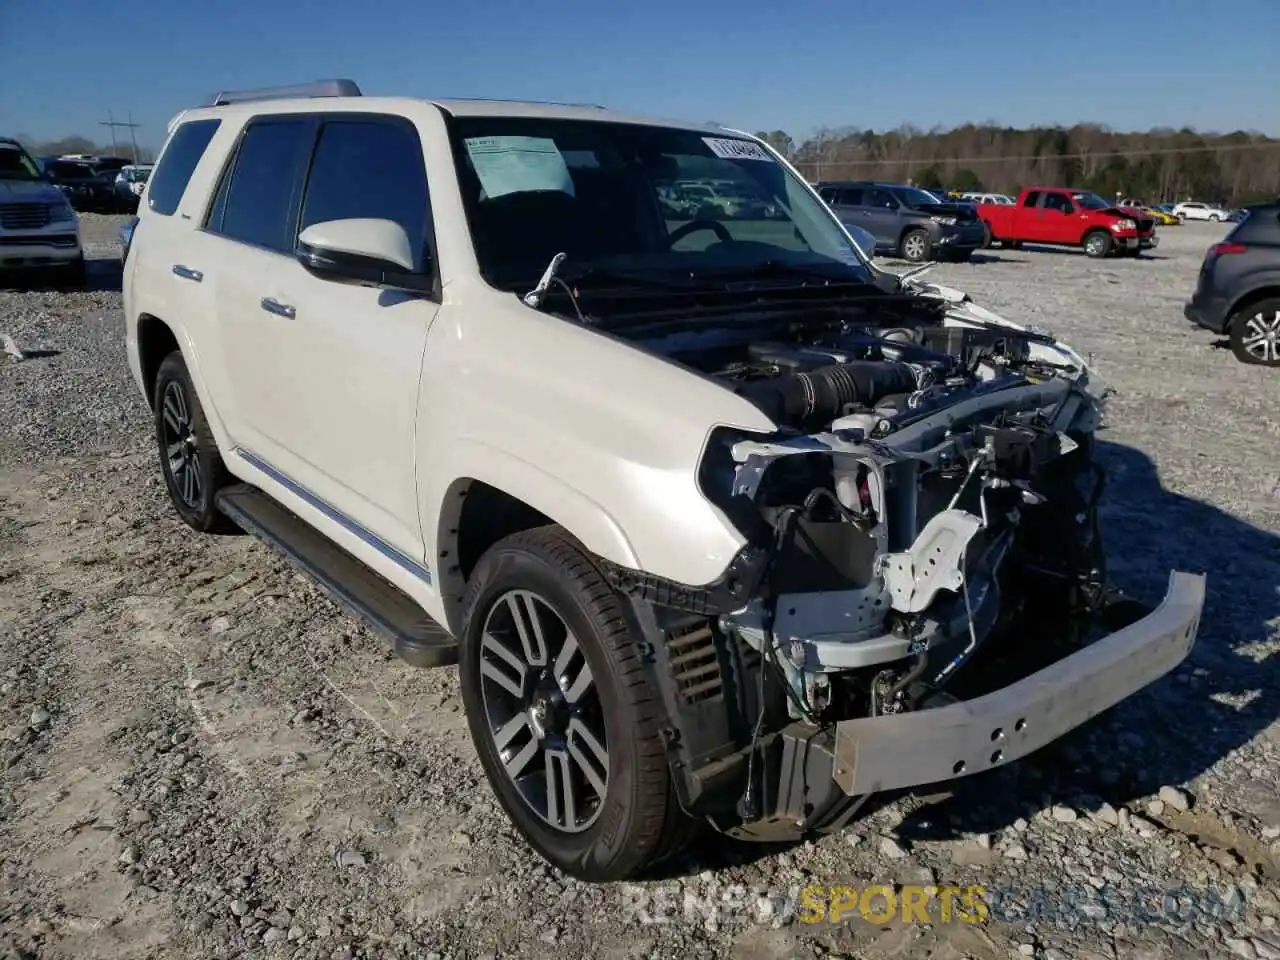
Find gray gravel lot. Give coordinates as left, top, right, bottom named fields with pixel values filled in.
left=1, top=216, right=1278, bottom=960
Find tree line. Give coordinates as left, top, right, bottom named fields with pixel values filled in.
left=754, top=124, right=1280, bottom=205
left=10, top=134, right=155, bottom=164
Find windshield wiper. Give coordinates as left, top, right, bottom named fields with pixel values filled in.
left=693, top=259, right=874, bottom=287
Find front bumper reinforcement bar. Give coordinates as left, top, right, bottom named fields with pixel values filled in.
left=831, top=570, right=1205, bottom=796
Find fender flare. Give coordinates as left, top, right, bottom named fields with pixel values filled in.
left=429, top=438, right=641, bottom=632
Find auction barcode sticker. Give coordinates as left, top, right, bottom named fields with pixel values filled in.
left=702, top=137, right=775, bottom=162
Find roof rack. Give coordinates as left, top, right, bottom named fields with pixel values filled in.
left=436, top=97, right=608, bottom=109
left=202, top=79, right=361, bottom=107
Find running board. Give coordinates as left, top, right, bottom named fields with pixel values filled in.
left=214, top=484, right=458, bottom=668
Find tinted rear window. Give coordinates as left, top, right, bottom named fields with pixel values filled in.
left=148, top=119, right=221, bottom=216
left=212, top=118, right=313, bottom=253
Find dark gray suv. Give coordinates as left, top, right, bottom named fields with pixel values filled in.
left=816, top=180, right=988, bottom=262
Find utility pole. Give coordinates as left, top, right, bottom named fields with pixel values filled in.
left=99, top=110, right=142, bottom=162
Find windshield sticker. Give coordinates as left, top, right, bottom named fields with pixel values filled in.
left=463, top=136, right=575, bottom=200
left=702, top=137, right=775, bottom=162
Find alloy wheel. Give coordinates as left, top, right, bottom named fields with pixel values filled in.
left=478, top=589, right=608, bottom=833
left=1241, top=309, right=1280, bottom=363
left=161, top=380, right=202, bottom=508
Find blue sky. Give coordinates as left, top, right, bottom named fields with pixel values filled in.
left=3, top=0, right=1277, bottom=150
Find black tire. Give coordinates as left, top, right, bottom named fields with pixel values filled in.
left=1228, top=298, right=1280, bottom=366
left=459, top=526, right=690, bottom=882
left=153, top=350, right=234, bottom=532
left=1209, top=213, right=1221, bottom=222
left=980, top=222, right=993, bottom=248
left=898, top=228, right=931, bottom=262
left=1083, top=230, right=1112, bottom=259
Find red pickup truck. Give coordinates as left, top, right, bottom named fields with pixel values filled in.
left=976, top=187, right=1157, bottom=258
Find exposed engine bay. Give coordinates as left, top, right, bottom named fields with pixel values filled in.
left=594, top=282, right=1127, bottom=832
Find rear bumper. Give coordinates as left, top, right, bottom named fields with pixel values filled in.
left=1184, top=288, right=1232, bottom=334
left=829, top=570, right=1204, bottom=796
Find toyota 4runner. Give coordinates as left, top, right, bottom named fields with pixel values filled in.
left=124, top=80, right=1205, bottom=882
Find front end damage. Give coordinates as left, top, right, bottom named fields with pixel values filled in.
left=602, top=288, right=1205, bottom=841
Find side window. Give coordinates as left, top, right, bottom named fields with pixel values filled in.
left=837, top=187, right=864, bottom=206
left=866, top=188, right=896, bottom=209
left=1022, top=191, right=1041, bottom=208
left=299, top=119, right=430, bottom=272
left=210, top=118, right=314, bottom=253
left=1043, top=193, right=1072, bottom=213
left=818, top=187, right=837, bottom=203
left=148, top=119, right=220, bottom=216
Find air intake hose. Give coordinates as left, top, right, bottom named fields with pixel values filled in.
left=737, top=361, right=920, bottom=425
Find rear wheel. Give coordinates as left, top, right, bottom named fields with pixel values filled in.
left=153, top=351, right=234, bottom=532
left=1229, top=298, right=1280, bottom=366
left=899, top=228, right=931, bottom=262
left=459, top=526, right=691, bottom=882
left=1083, top=230, right=1112, bottom=258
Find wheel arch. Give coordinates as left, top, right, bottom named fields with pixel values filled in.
left=1226, top=285, right=1280, bottom=331
left=132, top=312, right=235, bottom=461
left=430, top=457, right=640, bottom=637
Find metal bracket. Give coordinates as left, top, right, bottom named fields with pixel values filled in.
left=879, top=509, right=983, bottom=613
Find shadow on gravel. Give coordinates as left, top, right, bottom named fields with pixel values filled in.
left=1017, top=243, right=1171, bottom=262
left=967, top=253, right=1028, bottom=265
left=891, top=438, right=1280, bottom=845
left=87, top=256, right=123, bottom=292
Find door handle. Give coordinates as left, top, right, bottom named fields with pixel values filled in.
left=172, top=264, right=203, bottom=282
left=260, top=297, right=296, bottom=319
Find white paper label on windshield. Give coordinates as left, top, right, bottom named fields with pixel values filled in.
left=702, top=137, right=775, bottom=162
left=463, top=136, right=574, bottom=200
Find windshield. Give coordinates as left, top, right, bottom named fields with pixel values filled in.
left=0, top=145, right=42, bottom=181
left=1071, top=192, right=1113, bottom=210
left=892, top=186, right=947, bottom=207
left=444, top=117, right=872, bottom=292
left=48, top=161, right=99, bottom=180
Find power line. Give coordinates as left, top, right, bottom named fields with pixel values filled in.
left=795, top=139, right=1280, bottom=168
left=99, top=110, right=141, bottom=162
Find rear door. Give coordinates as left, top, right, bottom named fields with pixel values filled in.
left=199, top=115, right=317, bottom=448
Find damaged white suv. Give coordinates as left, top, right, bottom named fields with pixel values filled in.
left=124, top=80, right=1205, bottom=882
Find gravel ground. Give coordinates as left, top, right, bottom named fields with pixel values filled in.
left=1, top=215, right=1278, bottom=960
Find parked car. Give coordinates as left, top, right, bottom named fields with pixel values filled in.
left=814, top=180, right=988, bottom=261
left=124, top=79, right=1204, bottom=882
left=1184, top=201, right=1280, bottom=365
left=1173, top=201, right=1231, bottom=222
left=0, top=137, right=85, bottom=287
left=960, top=192, right=1015, bottom=206
left=41, top=158, right=121, bottom=212
left=113, top=163, right=154, bottom=212
left=1120, top=200, right=1178, bottom=226
left=975, top=188, right=1157, bottom=258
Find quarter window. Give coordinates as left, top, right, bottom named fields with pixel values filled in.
left=147, top=119, right=220, bottom=216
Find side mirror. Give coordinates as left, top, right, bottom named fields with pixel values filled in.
left=296, top=218, right=432, bottom=294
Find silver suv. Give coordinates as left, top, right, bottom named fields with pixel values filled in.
left=0, top=137, right=85, bottom=288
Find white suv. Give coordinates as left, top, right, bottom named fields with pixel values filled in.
left=0, top=137, right=85, bottom=287
left=123, top=80, right=1204, bottom=882
left=1173, top=200, right=1231, bottom=222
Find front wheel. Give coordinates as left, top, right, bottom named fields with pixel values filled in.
left=459, top=527, right=691, bottom=882
left=1209, top=214, right=1221, bottom=222
left=899, top=228, right=931, bottom=262
left=1229, top=298, right=1280, bottom=366
left=153, top=351, right=234, bottom=532
left=1083, top=230, right=1112, bottom=258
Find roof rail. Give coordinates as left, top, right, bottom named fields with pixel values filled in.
left=202, top=78, right=361, bottom=107
left=436, top=97, right=608, bottom=109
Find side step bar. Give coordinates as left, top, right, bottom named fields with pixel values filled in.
left=214, top=484, right=458, bottom=667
